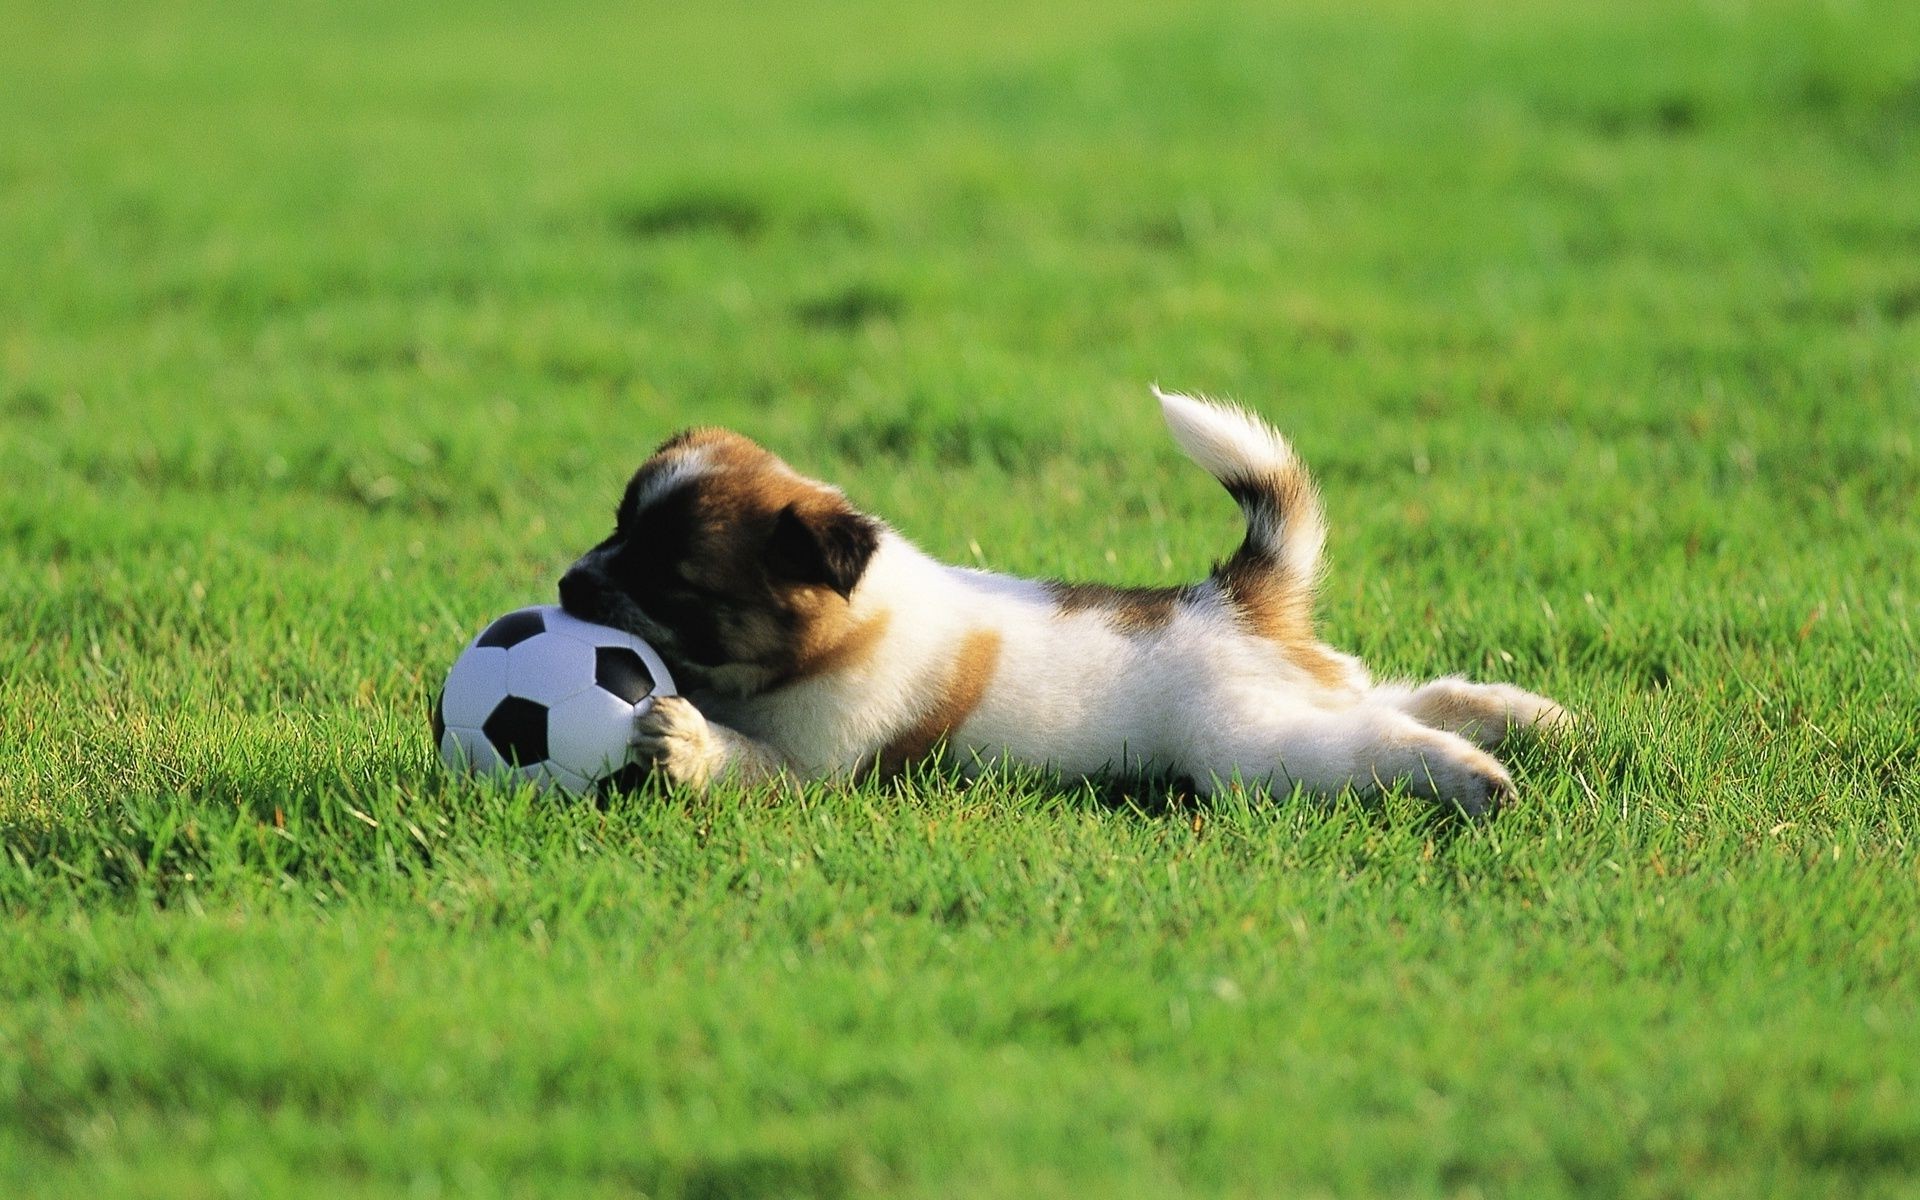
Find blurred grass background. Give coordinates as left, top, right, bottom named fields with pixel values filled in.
left=2, top=1, right=1918, bottom=1196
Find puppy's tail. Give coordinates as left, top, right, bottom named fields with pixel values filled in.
left=1155, top=386, right=1325, bottom=641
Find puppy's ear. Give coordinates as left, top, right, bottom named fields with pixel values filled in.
left=766, top=502, right=879, bottom=600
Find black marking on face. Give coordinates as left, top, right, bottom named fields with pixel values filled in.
left=568, top=483, right=734, bottom=670
left=616, top=454, right=681, bottom=530
left=564, top=434, right=878, bottom=696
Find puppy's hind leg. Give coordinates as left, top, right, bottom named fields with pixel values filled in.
left=1373, top=678, right=1570, bottom=751
left=1188, top=703, right=1517, bottom=817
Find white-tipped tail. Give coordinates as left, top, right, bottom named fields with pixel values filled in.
left=1153, top=386, right=1295, bottom=476
left=1154, top=386, right=1326, bottom=633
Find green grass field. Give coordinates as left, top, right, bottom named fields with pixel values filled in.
left=4, top=0, right=1919, bottom=1194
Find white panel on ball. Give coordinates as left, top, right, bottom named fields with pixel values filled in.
left=526, top=762, right=592, bottom=795
left=543, top=606, right=628, bottom=643
left=543, top=607, right=676, bottom=691
left=505, top=633, right=596, bottom=706
left=440, top=726, right=505, bottom=776
left=547, top=687, right=636, bottom=780
left=440, top=646, right=510, bottom=730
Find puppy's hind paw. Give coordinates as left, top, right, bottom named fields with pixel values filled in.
left=1440, top=760, right=1516, bottom=819
left=1391, top=738, right=1516, bottom=819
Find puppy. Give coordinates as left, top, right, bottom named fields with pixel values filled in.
left=559, top=389, right=1567, bottom=814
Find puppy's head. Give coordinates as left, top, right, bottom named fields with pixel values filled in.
left=559, top=428, right=882, bottom=696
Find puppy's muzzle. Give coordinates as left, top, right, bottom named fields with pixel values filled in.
left=557, top=567, right=606, bottom=621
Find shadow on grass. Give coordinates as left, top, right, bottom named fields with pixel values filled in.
left=877, top=745, right=1510, bottom=847
left=2, top=723, right=1593, bottom=911
left=0, top=761, right=679, bottom=911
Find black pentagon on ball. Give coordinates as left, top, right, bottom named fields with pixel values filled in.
left=482, top=695, right=549, bottom=766
left=431, top=689, right=446, bottom=745
left=594, top=646, right=655, bottom=704
left=475, top=608, right=546, bottom=650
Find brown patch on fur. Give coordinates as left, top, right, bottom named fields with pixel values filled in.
left=1215, top=557, right=1344, bottom=687
left=1216, top=470, right=1315, bottom=630
left=787, top=606, right=892, bottom=683
left=624, top=429, right=882, bottom=689
left=875, top=628, right=1002, bottom=775
left=653, top=426, right=746, bottom=455
left=1045, top=581, right=1182, bottom=633
left=1290, top=642, right=1356, bottom=689
left=1407, top=686, right=1499, bottom=735
left=688, top=458, right=876, bottom=678
left=1211, top=468, right=1346, bottom=687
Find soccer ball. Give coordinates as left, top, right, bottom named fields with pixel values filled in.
left=432, top=605, right=676, bottom=795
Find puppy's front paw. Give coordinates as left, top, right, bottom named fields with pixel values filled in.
left=631, top=695, right=723, bottom=788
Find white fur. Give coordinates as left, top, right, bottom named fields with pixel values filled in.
left=644, top=391, right=1568, bottom=814
left=634, top=448, right=713, bottom=509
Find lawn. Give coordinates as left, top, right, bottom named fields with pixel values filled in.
left=3, top=0, right=1919, bottom=1195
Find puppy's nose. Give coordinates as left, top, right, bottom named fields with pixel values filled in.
left=557, top=568, right=598, bottom=616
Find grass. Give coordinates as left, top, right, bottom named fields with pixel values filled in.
left=3, top=0, right=1919, bottom=1194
